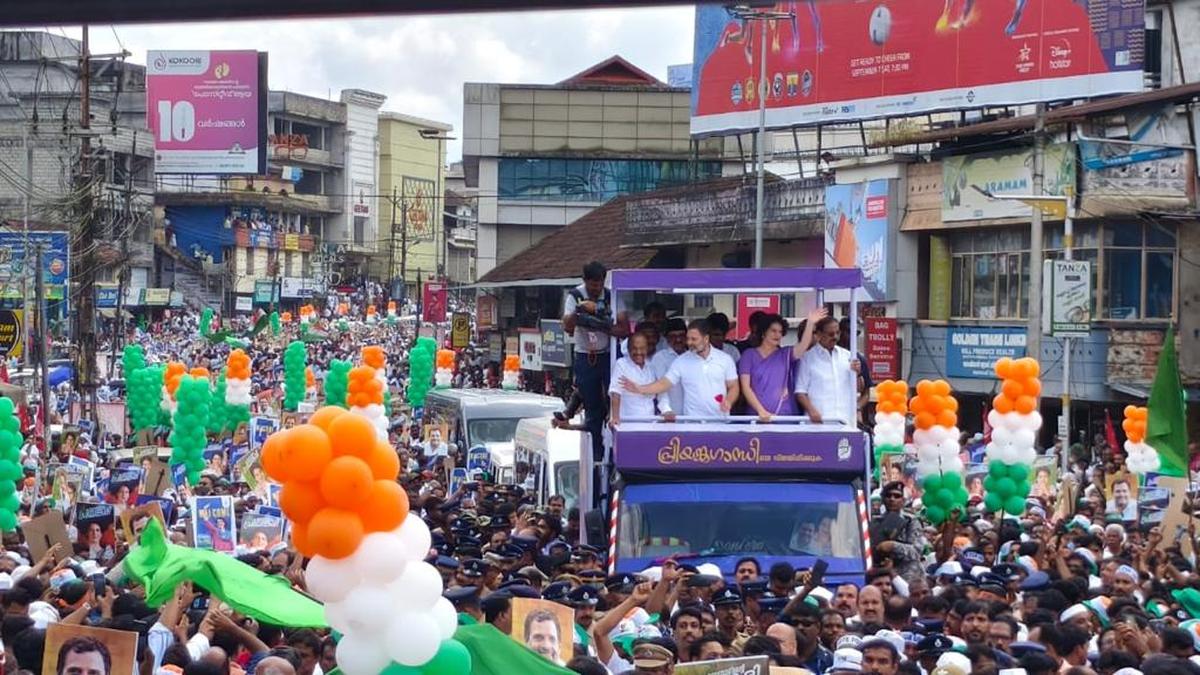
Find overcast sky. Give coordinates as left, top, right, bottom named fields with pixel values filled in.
left=63, top=6, right=695, bottom=161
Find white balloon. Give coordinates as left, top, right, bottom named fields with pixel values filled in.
left=354, top=533, right=409, bottom=583
left=432, top=597, right=459, bottom=640
left=1001, top=412, right=1025, bottom=432
left=991, top=427, right=1012, bottom=446
left=879, top=412, right=904, bottom=427
left=941, top=427, right=961, bottom=444
left=395, top=515, right=433, bottom=561
left=305, top=556, right=360, bottom=603
left=915, top=460, right=941, bottom=478
left=1014, top=428, right=1036, bottom=450
left=385, top=610, right=443, bottom=666
left=987, top=409, right=1004, bottom=431
left=336, top=631, right=393, bottom=675
left=942, top=457, right=964, bottom=474
left=389, top=561, right=444, bottom=610
left=323, top=601, right=353, bottom=635
left=1027, top=411, right=1044, bottom=431
left=913, top=429, right=934, bottom=449
left=343, top=585, right=396, bottom=635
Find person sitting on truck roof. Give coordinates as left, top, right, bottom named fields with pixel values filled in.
left=621, top=319, right=739, bottom=418
left=609, top=332, right=672, bottom=428
left=794, top=316, right=860, bottom=425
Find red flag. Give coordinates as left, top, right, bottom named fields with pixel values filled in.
left=1105, top=409, right=1120, bottom=452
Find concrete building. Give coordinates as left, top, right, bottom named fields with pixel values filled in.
left=337, top=89, right=387, bottom=282
left=375, top=112, right=451, bottom=299
left=462, top=56, right=746, bottom=277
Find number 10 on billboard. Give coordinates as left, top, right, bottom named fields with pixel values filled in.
left=157, top=101, right=196, bottom=143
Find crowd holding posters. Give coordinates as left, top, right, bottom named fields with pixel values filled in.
left=191, top=495, right=235, bottom=553
left=74, top=503, right=116, bottom=562
left=510, top=597, right=574, bottom=666
left=238, top=512, right=284, bottom=551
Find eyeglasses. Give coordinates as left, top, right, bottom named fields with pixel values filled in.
left=884, top=493, right=903, bottom=499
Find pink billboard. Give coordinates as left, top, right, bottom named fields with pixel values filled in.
left=147, top=50, right=265, bottom=174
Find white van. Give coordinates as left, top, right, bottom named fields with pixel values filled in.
left=514, top=416, right=589, bottom=511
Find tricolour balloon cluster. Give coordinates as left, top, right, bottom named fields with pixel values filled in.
left=362, top=346, right=392, bottom=414
left=387, top=300, right=397, bottom=318
left=209, top=370, right=230, bottom=436
left=406, top=338, right=437, bottom=407
left=983, top=357, right=1043, bottom=516
left=501, top=354, right=520, bottom=390
left=347, top=367, right=388, bottom=440
left=1123, top=405, right=1159, bottom=474
left=125, top=347, right=163, bottom=433
left=283, top=341, right=308, bottom=412
left=122, top=344, right=146, bottom=382
left=261, top=408, right=467, bottom=674
left=163, top=362, right=187, bottom=416
left=910, top=380, right=965, bottom=525
left=223, top=349, right=252, bottom=433
left=872, top=380, right=908, bottom=477
left=0, top=397, right=24, bottom=531
left=434, top=349, right=454, bottom=389
left=170, top=375, right=211, bottom=484
left=366, top=305, right=378, bottom=324
left=324, top=359, right=351, bottom=408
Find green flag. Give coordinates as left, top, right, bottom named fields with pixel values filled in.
left=1147, top=326, right=1189, bottom=477
left=124, top=518, right=326, bottom=627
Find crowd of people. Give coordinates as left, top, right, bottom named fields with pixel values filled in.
left=0, top=265, right=1190, bottom=675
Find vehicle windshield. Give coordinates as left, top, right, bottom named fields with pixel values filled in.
left=467, top=418, right=521, bottom=445
left=554, top=461, right=580, bottom=511
left=617, top=482, right=863, bottom=561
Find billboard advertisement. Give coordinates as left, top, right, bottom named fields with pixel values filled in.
left=865, top=317, right=898, bottom=381
left=691, top=0, right=1144, bottom=135
left=943, top=144, right=1075, bottom=222
left=946, top=326, right=1027, bottom=379
left=147, top=50, right=267, bottom=174
left=0, top=231, right=69, bottom=304
left=824, top=180, right=892, bottom=302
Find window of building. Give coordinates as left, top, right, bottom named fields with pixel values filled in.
left=284, top=251, right=294, bottom=277
left=949, top=222, right=1176, bottom=321
left=353, top=217, right=367, bottom=246
left=692, top=294, right=714, bottom=310
left=497, top=158, right=723, bottom=202
left=245, top=247, right=255, bottom=275
left=780, top=294, right=796, bottom=319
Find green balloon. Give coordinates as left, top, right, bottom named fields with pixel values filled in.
left=378, top=664, right=421, bottom=675
left=421, top=639, right=473, bottom=675
left=995, top=477, right=1016, bottom=498
left=0, top=398, right=14, bottom=418
left=988, top=462, right=1007, bottom=478
left=1009, top=463, right=1030, bottom=482
left=1004, top=495, right=1026, bottom=515
left=942, top=473, right=963, bottom=490
left=925, top=505, right=946, bottom=525
left=0, top=509, right=17, bottom=532
left=984, top=492, right=1004, bottom=513
left=935, top=488, right=954, bottom=508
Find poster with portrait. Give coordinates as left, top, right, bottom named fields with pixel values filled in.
left=1106, top=469, right=1139, bottom=522
left=964, top=463, right=988, bottom=500
left=509, top=598, right=574, bottom=666
left=67, top=456, right=95, bottom=492
left=74, top=503, right=116, bottom=561
left=104, top=467, right=141, bottom=513
left=142, top=460, right=171, bottom=497
left=132, top=446, right=160, bottom=474
left=228, top=443, right=250, bottom=481
left=202, top=443, right=229, bottom=477
left=43, top=622, right=137, bottom=675
left=239, top=513, right=284, bottom=552
left=120, top=501, right=167, bottom=544
left=191, top=496, right=236, bottom=553
left=880, top=452, right=919, bottom=497
left=49, top=464, right=84, bottom=513
left=249, top=417, right=279, bottom=452
left=1030, top=455, right=1059, bottom=502
left=676, top=656, right=771, bottom=675
left=236, top=449, right=271, bottom=499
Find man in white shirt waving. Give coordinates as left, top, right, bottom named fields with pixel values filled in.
left=795, top=316, right=859, bottom=425
left=622, top=318, right=739, bottom=417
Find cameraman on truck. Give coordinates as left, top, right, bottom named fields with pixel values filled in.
left=563, top=261, right=629, bottom=461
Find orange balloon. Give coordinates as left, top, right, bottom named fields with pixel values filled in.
left=995, top=357, right=1013, bottom=379
left=994, top=395, right=1014, bottom=414
left=260, top=430, right=292, bottom=482
left=1015, top=396, right=1037, bottom=415
left=365, top=440, right=401, bottom=480
left=1124, top=405, right=1137, bottom=418
left=877, top=401, right=893, bottom=414
left=937, top=410, right=957, bottom=428
left=290, top=522, right=315, bottom=558
left=279, top=480, right=326, bottom=525
left=1001, top=380, right=1024, bottom=400
left=933, top=380, right=951, bottom=397
left=1023, top=378, right=1042, bottom=398
left=319, top=456, right=375, bottom=509
left=283, top=424, right=333, bottom=482
left=329, top=413, right=377, bottom=459
left=1122, top=419, right=1135, bottom=433
left=358, top=480, right=409, bottom=532
left=307, top=508, right=365, bottom=560
left=909, top=397, right=926, bottom=415
left=1135, top=407, right=1149, bottom=421
left=915, top=411, right=936, bottom=430
left=916, top=380, right=934, bottom=397
left=927, top=395, right=945, bottom=414
left=945, top=396, right=959, bottom=413
left=308, top=406, right=348, bottom=432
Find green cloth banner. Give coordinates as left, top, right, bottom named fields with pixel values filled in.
left=124, top=518, right=326, bottom=627
left=1148, top=326, right=1189, bottom=478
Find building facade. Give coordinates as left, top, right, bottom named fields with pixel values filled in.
left=462, top=56, right=746, bottom=277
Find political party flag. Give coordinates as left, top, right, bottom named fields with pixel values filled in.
left=1147, top=327, right=1189, bottom=477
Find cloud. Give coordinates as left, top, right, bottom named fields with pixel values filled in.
left=69, top=5, right=695, bottom=160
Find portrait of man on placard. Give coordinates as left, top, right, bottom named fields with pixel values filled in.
left=509, top=598, right=573, bottom=666
left=43, top=624, right=136, bottom=675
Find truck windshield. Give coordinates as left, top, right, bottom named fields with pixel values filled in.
left=617, top=482, right=863, bottom=561
left=554, top=461, right=580, bottom=511
left=467, top=418, right=521, bottom=445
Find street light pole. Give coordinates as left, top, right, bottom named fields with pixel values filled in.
left=728, top=4, right=792, bottom=268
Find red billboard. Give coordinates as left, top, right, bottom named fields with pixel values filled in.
left=691, top=0, right=1144, bottom=135
left=422, top=281, right=447, bottom=324
left=865, top=317, right=899, bottom=381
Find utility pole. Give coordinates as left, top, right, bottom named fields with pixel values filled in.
left=35, top=245, right=49, bottom=445
left=388, top=186, right=398, bottom=300
left=22, top=125, right=31, bottom=368
left=1027, top=103, right=1046, bottom=363
left=110, top=132, right=135, bottom=379
left=400, top=193, right=409, bottom=305
left=74, top=24, right=99, bottom=429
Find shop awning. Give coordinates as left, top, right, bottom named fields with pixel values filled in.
left=98, top=308, right=134, bottom=319
left=1108, top=381, right=1200, bottom=402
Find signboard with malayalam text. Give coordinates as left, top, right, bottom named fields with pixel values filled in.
left=147, top=50, right=266, bottom=175
left=613, top=426, right=867, bottom=473
left=540, top=320, right=570, bottom=368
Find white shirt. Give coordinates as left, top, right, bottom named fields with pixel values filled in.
left=563, top=284, right=610, bottom=353
left=664, top=348, right=739, bottom=417
left=609, top=356, right=669, bottom=419
left=649, top=348, right=685, bottom=414
left=795, top=344, right=857, bottom=424
left=425, top=440, right=449, bottom=458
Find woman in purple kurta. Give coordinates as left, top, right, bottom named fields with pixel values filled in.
left=738, top=309, right=825, bottom=421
